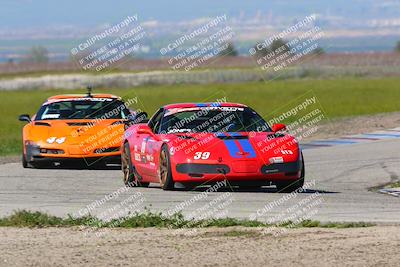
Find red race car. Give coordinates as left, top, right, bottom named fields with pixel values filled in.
left=121, top=102, right=304, bottom=192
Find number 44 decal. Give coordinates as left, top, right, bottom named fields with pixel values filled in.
left=194, top=152, right=210, bottom=159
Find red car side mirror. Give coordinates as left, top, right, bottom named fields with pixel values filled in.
left=272, top=123, right=286, bottom=132
left=137, top=125, right=160, bottom=140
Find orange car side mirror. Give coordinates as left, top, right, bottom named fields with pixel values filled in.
left=19, top=114, right=31, bottom=123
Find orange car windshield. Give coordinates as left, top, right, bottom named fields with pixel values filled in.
left=35, top=99, right=128, bottom=120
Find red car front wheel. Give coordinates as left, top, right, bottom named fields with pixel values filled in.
left=122, top=142, right=149, bottom=187
left=159, top=145, right=174, bottom=190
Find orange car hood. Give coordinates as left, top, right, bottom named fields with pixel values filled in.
left=27, top=119, right=124, bottom=145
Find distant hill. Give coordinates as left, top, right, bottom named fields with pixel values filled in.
left=2, top=0, right=400, bottom=28
left=1, top=0, right=399, bottom=62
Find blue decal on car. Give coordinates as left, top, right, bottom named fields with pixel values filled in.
left=223, top=140, right=242, bottom=158
left=238, top=139, right=257, bottom=158
left=196, top=103, right=208, bottom=107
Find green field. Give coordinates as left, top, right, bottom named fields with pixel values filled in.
left=1, top=77, right=400, bottom=156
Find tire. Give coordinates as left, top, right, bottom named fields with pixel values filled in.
left=159, top=144, right=174, bottom=190
left=276, top=153, right=305, bottom=193
left=23, top=144, right=52, bottom=169
left=121, top=142, right=149, bottom=187
left=22, top=154, right=28, bottom=168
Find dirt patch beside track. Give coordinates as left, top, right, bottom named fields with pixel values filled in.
left=1, top=226, right=399, bottom=266
left=0, top=156, right=19, bottom=165
left=302, top=111, right=400, bottom=141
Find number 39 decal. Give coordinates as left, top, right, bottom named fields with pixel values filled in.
left=194, top=152, right=210, bottom=159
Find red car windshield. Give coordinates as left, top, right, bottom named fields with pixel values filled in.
left=160, top=106, right=271, bottom=133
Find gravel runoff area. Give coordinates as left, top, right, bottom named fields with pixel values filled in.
left=0, top=226, right=399, bottom=267
left=303, top=111, right=400, bottom=141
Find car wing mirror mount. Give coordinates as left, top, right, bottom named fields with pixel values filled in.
left=18, top=114, right=31, bottom=123
left=272, top=123, right=286, bottom=132
left=137, top=125, right=160, bottom=141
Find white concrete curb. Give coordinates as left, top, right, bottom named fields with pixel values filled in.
left=379, top=187, right=400, bottom=197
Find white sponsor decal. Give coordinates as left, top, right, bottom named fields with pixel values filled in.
left=140, top=141, right=146, bottom=153
left=134, top=153, right=141, bottom=161
left=269, top=157, right=284, bottom=164
left=146, top=154, right=154, bottom=162
left=42, top=114, right=60, bottom=119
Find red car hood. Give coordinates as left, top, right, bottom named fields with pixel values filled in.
left=165, top=132, right=300, bottom=164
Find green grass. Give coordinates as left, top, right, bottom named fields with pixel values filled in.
left=0, top=210, right=374, bottom=229
left=2, top=77, right=400, bottom=155
left=388, top=182, right=400, bottom=188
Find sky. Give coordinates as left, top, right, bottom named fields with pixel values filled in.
left=2, top=0, right=398, bottom=28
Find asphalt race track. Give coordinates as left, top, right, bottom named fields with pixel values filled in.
left=0, top=139, right=399, bottom=223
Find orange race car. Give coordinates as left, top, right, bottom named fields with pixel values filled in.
left=18, top=89, right=146, bottom=168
